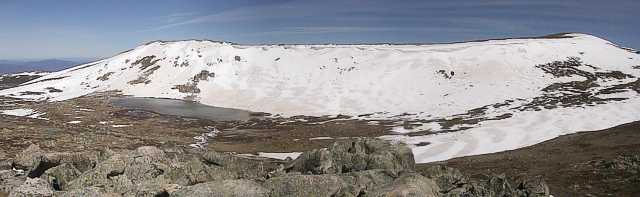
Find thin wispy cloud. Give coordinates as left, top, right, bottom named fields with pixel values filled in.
left=1, top=0, right=638, bottom=59
left=252, top=26, right=480, bottom=36
left=147, top=2, right=304, bottom=32
left=162, top=12, right=198, bottom=23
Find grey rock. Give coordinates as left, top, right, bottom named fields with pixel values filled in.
left=9, top=178, right=53, bottom=197
left=173, top=179, right=268, bottom=197
left=41, top=163, right=81, bottom=191
left=45, top=151, right=98, bottom=173
left=343, top=169, right=397, bottom=193
left=126, top=181, right=180, bottom=197
left=200, top=151, right=272, bottom=180
left=54, top=186, right=120, bottom=197
left=0, top=170, right=26, bottom=194
left=13, top=144, right=99, bottom=179
left=485, top=174, right=514, bottom=197
left=66, top=153, right=128, bottom=192
left=12, top=144, right=48, bottom=178
left=514, top=176, right=550, bottom=197
left=264, top=174, right=355, bottom=197
left=164, top=157, right=213, bottom=186
left=287, top=138, right=414, bottom=174
left=369, top=172, right=440, bottom=197
left=419, top=165, right=468, bottom=193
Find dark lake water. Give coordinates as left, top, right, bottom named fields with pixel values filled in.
left=110, top=97, right=259, bottom=121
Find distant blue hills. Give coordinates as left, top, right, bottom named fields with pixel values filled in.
left=0, top=58, right=96, bottom=74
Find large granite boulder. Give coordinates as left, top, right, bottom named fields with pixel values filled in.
left=173, top=179, right=269, bottom=197
left=369, top=172, right=440, bottom=197
left=40, top=163, right=81, bottom=191
left=286, top=138, right=414, bottom=174
left=9, top=178, right=53, bottom=197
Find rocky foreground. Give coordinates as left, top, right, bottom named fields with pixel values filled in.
left=1, top=139, right=550, bottom=197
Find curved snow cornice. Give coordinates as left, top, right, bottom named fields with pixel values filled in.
left=138, top=32, right=604, bottom=47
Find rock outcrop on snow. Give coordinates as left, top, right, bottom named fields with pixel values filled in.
left=0, top=139, right=553, bottom=196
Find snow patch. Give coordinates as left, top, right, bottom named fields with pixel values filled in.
left=382, top=97, right=640, bottom=163
left=309, top=136, right=334, bottom=140
left=1, top=108, right=47, bottom=119
left=257, top=152, right=302, bottom=160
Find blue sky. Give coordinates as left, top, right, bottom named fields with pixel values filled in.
left=0, top=0, right=638, bottom=59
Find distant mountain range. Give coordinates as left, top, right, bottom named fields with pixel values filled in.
left=0, top=58, right=96, bottom=74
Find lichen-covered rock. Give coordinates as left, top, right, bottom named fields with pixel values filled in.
left=485, top=174, right=514, bottom=197
left=173, top=179, right=269, bottom=197
left=343, top=169, right=397, bottom=193
left=287, top=138, right=414, bottom=174
left=0, top=170, right=26, bottom=194
left=200, top=151, right=272, bottom=180
left=12, top=144, right=48, bottom=177
left=9, top=178, right=53, bottom=197
left=419, top=165, right=468, bottom=193
left=126, top=181, right=180, bottom=197
left=369, top=172, right=440, bottom=197
left=514, top=176, right=550, bottom=197
left=41, top=163, right=81, bottom=191
left=66, top=154, right=128, bottom=191
left=13, top=145, right=100, bottom=179
left=44, top=151, right=98, bottom=173
left=164, top=157, right=213, bottom=186
left=54, top=186, right=120, bottom=197
left=264, top=174, right=355, bottom=197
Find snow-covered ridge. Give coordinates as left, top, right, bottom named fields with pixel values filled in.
left=1, top=33, right=640, bottom=163
left=3, top=33, right=638, bottom=118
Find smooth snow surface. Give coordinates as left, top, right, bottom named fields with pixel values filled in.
left=1, top=108, right=35, bottom=116
left=258, top=152, right=302, bottom=160
left=382, top=97, right=640, bottom=163
left=1, top=108, right=47, bottom=119
left=2, top=33, right=640, bottom=163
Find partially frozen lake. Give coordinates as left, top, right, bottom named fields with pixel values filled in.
left=110, top=97, right=260, bottom=121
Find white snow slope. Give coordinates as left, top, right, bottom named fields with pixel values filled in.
left=2, top=33, right=640, bottom=163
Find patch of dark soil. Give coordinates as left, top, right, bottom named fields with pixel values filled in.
left=96, top=72, right=115, bottom=81
left=21, top=76, right=68, bottom=86
left=535, top=57, right=594, bottom=78
left=193, top=70, right=215, bottom=81
left=45, top=87, right=63, bottom=93
left=599, top=78, right=640, bottom=94
left=131, top=55, right=160, bottom=70
left=171, top=70, right=218, bottom=96
left=172, top=83, right=200, bottom=94
left=518, top=57, right=638, bottom=111
left=19, top=91, right=45, bottom=96
left=128, top=65, right=160, bottom=85
left=420, top=121, right=640, bottom=196
left=0, top=74, right=43, bottom=90
left=436, top=69, right=454, bottom=79
left=66, top=63, right=98, bottom=72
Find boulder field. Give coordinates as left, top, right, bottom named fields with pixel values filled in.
left=1, top=138, right=550, bottom=197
